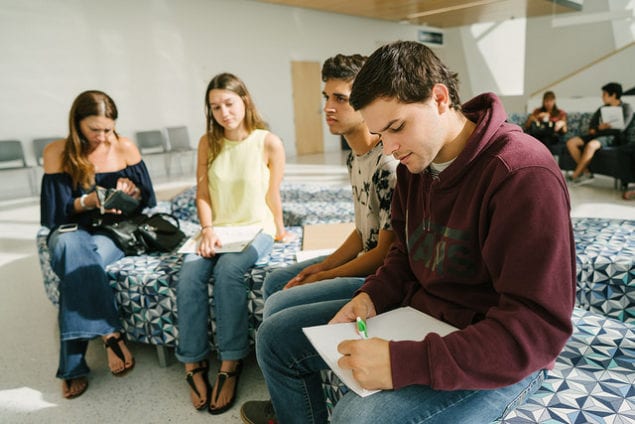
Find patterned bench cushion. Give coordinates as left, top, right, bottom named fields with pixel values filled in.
left=507, top=112, right=592, bottom=139
left=321, top=308, right=635, bottom=423
left=37, top=223, right=302, bottom=349
left=170, top=183, right=355, bottom=227
left=572, top=217, right=635, bottom=324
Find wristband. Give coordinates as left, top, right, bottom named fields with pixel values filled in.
left=80, top=194, right=88, bottom=210
left=201, top=225, right=213, bottom=231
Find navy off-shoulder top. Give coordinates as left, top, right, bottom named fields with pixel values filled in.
left=40, top=160, right=157, bottom=230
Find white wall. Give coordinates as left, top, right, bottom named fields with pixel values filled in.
left=0, top=0, right=435, bottom=162
left=1, top=0, right=634, bottom=169
left=444, top=0, right=634, bottom=113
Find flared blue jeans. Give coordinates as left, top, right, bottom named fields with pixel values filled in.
left=48, top=228, right=125, bottom=380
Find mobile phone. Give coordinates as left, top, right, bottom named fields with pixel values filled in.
left=58, top=223, right=78, bottom=233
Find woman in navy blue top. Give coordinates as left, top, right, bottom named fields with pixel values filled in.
left=40, top=90, right=156, bottom=399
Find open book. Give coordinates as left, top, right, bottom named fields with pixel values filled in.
left=177, top=225, right=262, bottom=254
left=600, top=106, right=625, bottom=130
left=302, top=306, right=458, bottom=397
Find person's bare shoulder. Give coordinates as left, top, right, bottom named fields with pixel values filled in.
left=264, top=131, right=284, bottom=151
left=42, top=139, right=67, bottom=173
left=117, top=136, right=142, bottom=165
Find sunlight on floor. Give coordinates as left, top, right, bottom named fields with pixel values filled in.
left=571, top=202, right=635, bottom=219
left=0, top=387, right=57, bottom=413
left=0, top=253, right=32, bottom=268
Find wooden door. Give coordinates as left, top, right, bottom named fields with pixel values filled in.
left=291, top=61, right=323, bottom=155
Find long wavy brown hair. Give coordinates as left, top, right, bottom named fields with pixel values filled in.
left=63, top=90, right=119, bottom=189
left=204, top=73, right=267, bottom=163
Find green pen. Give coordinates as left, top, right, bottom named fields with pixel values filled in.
left=356, top=316, right=369, bottom=339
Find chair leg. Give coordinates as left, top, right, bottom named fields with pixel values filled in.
left=156, top=345, right=172, bottom=367
left=29, top=169, right=38, bottom=196
left=163, top=154, right=171, bottom=178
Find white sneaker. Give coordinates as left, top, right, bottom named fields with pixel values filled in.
left=571, top=174, right=594, bottom=186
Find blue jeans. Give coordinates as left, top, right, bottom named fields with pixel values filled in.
left=262, top=256, right=365, bottom=319
left=175, top=232, right=273, bottom=363
left=256, top=299, right=546, bottom=424
left=48, top=228, right=125, bottom=380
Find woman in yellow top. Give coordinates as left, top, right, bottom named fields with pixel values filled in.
left=176, top=73, right=289, bottom=415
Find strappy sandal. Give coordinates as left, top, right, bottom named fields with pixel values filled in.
left=62, top=377, right=88, bottom=399
left=104, top=334, right=135, bottom=376
left=209, top=360, right=243, bottom=415
left=185, top=361, right=210, bottom=411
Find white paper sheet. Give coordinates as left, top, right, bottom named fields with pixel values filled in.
left=600, top=106, right=625, bottom=130
left=295, top=248, right=335, bottom=262
left=177, top=225, right=262, bottom=254
left=302, top=306, right=458, bottom=397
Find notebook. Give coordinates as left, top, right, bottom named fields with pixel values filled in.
left=177, top=225, right=262, bottom=254
left=302, top=306, right=458, bottom=397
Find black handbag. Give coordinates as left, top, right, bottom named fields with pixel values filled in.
left=93, top=213, right=186, bottom=256
left=136, top=213, right=186, bottom=252
left=95, top=219, right=148, bottom=256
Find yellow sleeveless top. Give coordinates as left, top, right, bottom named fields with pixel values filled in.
left=207, top=129, right=275, bottom=236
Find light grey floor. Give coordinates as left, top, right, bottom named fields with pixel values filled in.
left=0, top=151, right=633, bottom=424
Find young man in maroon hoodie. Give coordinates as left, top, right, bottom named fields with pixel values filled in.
left=242, top=41, right=576, bottom=424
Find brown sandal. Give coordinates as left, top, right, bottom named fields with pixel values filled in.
left=104, top=334, right=135, bottom=376
left=185, top=361, right=210, bottom=411
left=62, top=377, right=88, bottom=399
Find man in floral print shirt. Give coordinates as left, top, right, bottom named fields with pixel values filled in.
left=240, top=54, right=398, bottom=424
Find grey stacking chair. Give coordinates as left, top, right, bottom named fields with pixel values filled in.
left=33, top=137, right=61, bottom=166
left=0, top=140, right=37, bottom=195
left=165, top=126, right=196, bottom=176
left=135, top=130, right=171, bottom=177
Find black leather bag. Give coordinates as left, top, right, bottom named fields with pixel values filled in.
left=94, top=213, right=186, bottom=256
left=136, top=213, right=186, bottom=252
left=95, top=219, right=148, bottom=256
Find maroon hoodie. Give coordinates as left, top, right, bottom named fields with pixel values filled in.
left=360, top=93, right=576, bottom=390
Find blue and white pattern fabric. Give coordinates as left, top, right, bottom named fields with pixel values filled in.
left=572, top=217, right=634, bottom=324
left=322, top=308, right=635, bottom=423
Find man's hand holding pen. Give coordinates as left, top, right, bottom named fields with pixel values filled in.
left=329, top=292, right=393, bottom=390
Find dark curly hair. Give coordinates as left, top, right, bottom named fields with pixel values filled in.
left=321, top=54, right=368, bottom=82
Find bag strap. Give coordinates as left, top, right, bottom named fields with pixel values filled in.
left=148, top=212, right=181, bottom=229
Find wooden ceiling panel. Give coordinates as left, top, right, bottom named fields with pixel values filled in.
left=252, top=0, right=582, bottom=28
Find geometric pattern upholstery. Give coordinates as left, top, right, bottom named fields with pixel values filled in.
left=507, top=112, right=592, bottom=139
left=105, top=226, right=302, bottom=348
left=36, top=184, right=356, bottom=364
left=170, top=183, right=355, bottom=227
left=322, top=308, right=635, bottom=423
left=572, top=217, right=635, bottom=324
left=37, top=224, right=303, bottom=351
left=501, top=308, right=635, bottom=423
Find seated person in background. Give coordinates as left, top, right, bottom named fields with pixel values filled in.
left=175, top=72, right=290, bottom=415
left=41, top=90, right=157, bottom=399
left=260, top=54, right=398, bottom=318
left=240, top=41, right=576, bottom=424
left=566, top=82, right=634, bottom=183
left=524, top=90, right=567, bottom=146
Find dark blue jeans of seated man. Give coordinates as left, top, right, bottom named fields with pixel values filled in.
left=255, top=298, right=546, bottom=424
left=48, top=228, right=124, bottom=379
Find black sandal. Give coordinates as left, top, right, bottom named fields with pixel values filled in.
left=209, top=360, right=243, bottom=415
left=185, top=361, right=211, bottom=411
left=104, top=334, right=135, bottom=376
